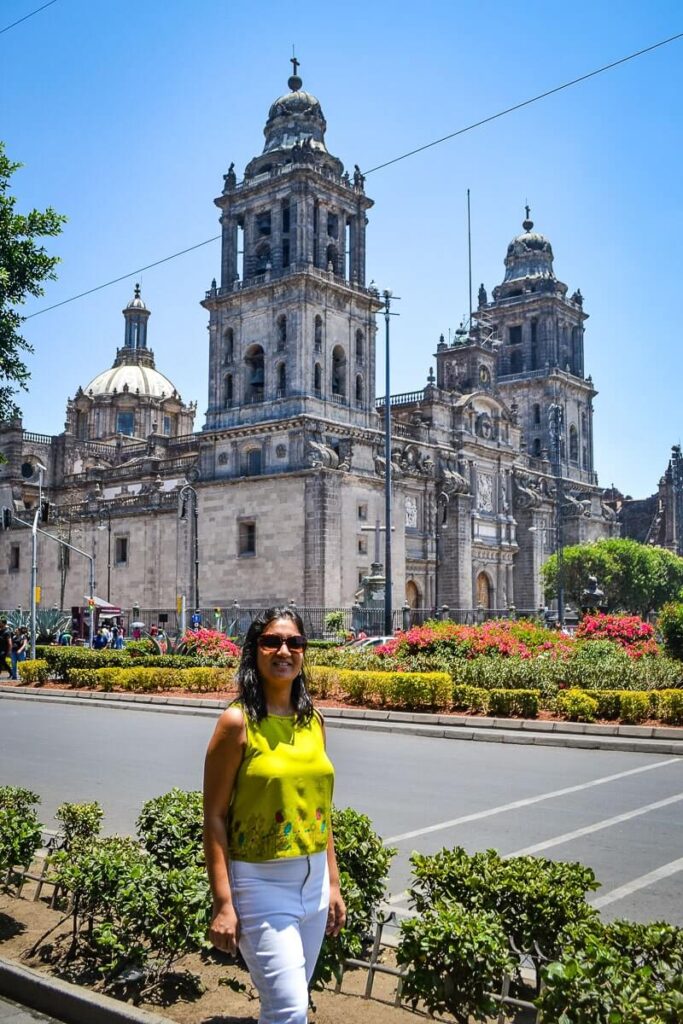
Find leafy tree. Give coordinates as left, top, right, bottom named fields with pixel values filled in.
left=541, top=538, right=683, bottom=616
left=0, top=141, right=65, bottom=419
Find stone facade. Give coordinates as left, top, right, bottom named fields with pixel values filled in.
left=0, top=68, right=619, bottom=619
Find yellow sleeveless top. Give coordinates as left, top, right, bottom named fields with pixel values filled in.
left=227, top=707, right=334, bottom=862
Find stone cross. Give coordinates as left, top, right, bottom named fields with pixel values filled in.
left=361, top=518, right=394, bottom=565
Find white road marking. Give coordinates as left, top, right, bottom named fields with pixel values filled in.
left=506, top=791, right=683, bottom=857
left=591, top=856, right=683, bottom=909
left=384, top=757, right=680, bottom=844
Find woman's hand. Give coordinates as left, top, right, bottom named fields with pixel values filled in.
left=208, top=900, right=240, bottom=955
left=326, top=882, right=346, bottom=937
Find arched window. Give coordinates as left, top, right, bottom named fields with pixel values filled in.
left=532, top=437, right=542, bottom=457
left=255, top=243, right=271, bottom=275
left=277, top=362, right=286, bottom=396
left=277, top=315, right=287, bottom=349
left=533, top=403, right=541, bottom=425
left=314, top=315, right=323, bottom=351
left=476, top=572, right=493, bottom=610
left=326, top=243, right=338, bottom=273
left=244, top=344, right=264, bottom=404
left=224, top=374, right=233, bottom=408
left=355, top=374, right=363, bottom=405
left=355, top=329, right=364, bottom=365
left=569, top=424, right=579, bottom=462
left=314, top=363, right=322, bottom=395
left=223, top=327, right=234, bottom=363
left=331, top=345, right=346, bottom=399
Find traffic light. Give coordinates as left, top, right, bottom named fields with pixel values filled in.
left=0, top=507, right=11, bottom=530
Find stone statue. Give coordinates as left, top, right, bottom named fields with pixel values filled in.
left=478, top=283, right=488, bottom=308
left=353, top=164, right=365, bottom=190
left=223, top=163, right=237, bottom=191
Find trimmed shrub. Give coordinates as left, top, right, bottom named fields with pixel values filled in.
left=17, top=659, right=48, bottom=684
left=487, top=688, right=539, bottom=717
left=0, top=786, right=42, bottom=883
left=652, top=689, right=683, bottom=725
left=398, top=905, right=513, bottom=1024
left=136, top=788, right=203, bottom=870
left=556, top=688, right=599, bottom=722
left=618, top=691, right=651, bottom=724
left=55, top=801, right=103, bottom=849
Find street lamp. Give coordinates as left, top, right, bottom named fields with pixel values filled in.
left=380, top=289, right=400, bottom=636
left=178, top=484, right=200, bottom=613
left=547, top=402, right=565, bottom=628
left=433, top=491, right=450, bottom=615
left=97, top=507, right=112, bottom=603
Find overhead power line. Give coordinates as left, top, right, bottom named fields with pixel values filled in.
left=0, top=0, right=59, bottom=36
left=25, top=29, right=683, bottom=319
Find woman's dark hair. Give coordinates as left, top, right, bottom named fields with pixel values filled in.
left=236, top=606, right=314, bottom=723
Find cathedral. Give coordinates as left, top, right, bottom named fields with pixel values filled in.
left=0, top=66, right=620, bottom=620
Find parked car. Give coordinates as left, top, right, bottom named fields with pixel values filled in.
left=347, top=635, right=394, bottom=649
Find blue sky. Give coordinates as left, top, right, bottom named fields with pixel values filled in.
left=2, top=0, right=681, bottom=497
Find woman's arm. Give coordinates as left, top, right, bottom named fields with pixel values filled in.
left=325, top=824, right=346, bottom=936
left=203, top=705, right=246, bottom=954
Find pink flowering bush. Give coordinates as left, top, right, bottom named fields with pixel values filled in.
left=378, top=619, right=574, bottom=664
left=575, top=614, right=660, bottom=658
left=179, top=628, right=240, bottom=660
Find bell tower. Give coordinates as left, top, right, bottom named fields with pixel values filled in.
left=203, top=63, right=381, bottom=431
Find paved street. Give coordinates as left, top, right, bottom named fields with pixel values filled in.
left=0, top=996, right=62, bottom=1023
left=0, top=695, right=681, bottom=925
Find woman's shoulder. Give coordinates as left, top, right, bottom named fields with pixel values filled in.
left=215, top=702, right=248, bottom=741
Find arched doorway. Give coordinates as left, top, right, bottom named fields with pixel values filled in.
left=476, top=571, right=493, bottom=609
left=406, top=580, right=421, bottom=609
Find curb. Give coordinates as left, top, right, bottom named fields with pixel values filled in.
left=1, top=684, right=682, bottom=754
left=0, top=955, right=173, bottom=1024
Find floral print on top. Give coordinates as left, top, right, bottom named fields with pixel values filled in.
left=227, top=707, right=334, bottom=862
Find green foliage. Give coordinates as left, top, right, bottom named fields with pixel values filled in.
left=0, top=142, right=65, bottom=418
left=60, top=664, right=234, bottom=693
left=0, top=785, right=42, bottom=883
left=397, top=904, right=513, bottom=1023
left=50, top=835, right=210, bottom=988
left=136, top=789, right=204, bottom=870
left=4, top=609, right=71, bottom=644
left=617, top=690, right=651, bottom=724
left=541, top=538, right=683, bottom=616
left=537, top=919, right=683, bottom=1023
left=652, top=689, right=683, bottom=724
left=408, top=846, right=599, bottom=959
left=556, top=688, right=599, bottom=722
left=42, top=646, right=208, bottom=682
left=658, top=602, right=683, bottom=660
left=311, top=806, right=395, bottom=989
left=17, top=658, right=48, bottom=683
left=323, top=611, right=346, bottom=637
left=55, top=801, right=103, bottom=850
left=309, top=666, right=452, bottom=709
left=452, top=685, right=539, bottom=717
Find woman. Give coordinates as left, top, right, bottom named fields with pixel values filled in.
left=203, top=607, right=345, bottom=1024
left=10, top=626, right=28, bottom=680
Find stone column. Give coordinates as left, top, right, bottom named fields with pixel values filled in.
left=438, top=492, right=474, bottom=608
left=221, top=213, right=238, bottom=288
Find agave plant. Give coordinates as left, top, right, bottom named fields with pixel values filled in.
left=1, top=608, right=72, bottom=644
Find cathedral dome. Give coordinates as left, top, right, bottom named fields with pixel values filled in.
left=502, top=210, right=555, bottom=285
left=83, top=360, right=179, bottom=399
left=262, top=69, right=328, bottom=154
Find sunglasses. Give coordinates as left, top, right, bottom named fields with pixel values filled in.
left=257, top=634, right=307, bottom=652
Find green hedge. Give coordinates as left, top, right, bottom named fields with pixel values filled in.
left=17, top=659, right=49, bottom=684
left=309, top=666, right=452, bottom=709
left=452, top=685, right=540, bottom=717
left=41, top=647, right=205, bottom=681
left=68, top=666, right=235, bottom=693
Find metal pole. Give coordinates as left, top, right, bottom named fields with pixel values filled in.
left=549, top=402, right=565, bottom=628
left=88, top=557, right=95, bottom=648
left=180, top=594, right=186, bottom=636
left=467, top=188, right=472, bottom=323
left=433, top=498, right=439, bottom=617
left=193, top=493, right=200, bottom=612
left=383, top=291, right=393, bottom=636
left=106, top=517, right=112, bottom=603
left=30, top=509, right=39, bottom=660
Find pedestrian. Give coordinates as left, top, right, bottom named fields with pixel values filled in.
left=0, top=617, right=12, bottom=677
left=93, top=628, right=108, bottom=650
left=10, top=626, right=28, bottom=680
left=203, top=606, right=345, bottom=1024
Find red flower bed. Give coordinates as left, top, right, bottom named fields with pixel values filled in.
left=377, top=619, right=574, bottom=661
left=180, top=628, right=240, bottom=658
left=575, top=614, right=659, bottom=658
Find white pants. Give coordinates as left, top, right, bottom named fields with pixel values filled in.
left=230, top=851, right=329, bottom=1024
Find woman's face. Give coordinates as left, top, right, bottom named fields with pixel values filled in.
left=255, top=617, right=306, bottom=692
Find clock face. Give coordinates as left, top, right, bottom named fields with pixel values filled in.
left=479, top=365, right=491, bottom=385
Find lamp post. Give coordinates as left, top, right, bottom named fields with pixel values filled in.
left=97, top=507, right=112, bottom=603
left=380, top=290, right=400, bottom=636
left=179, top=484, right=200, bottom=613
left=548, top=402, right=565, bottom=627
left=433, top=491, right=450, bottom=615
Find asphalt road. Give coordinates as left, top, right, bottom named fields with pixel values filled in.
left=1, top=696, right=681, bottom=926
